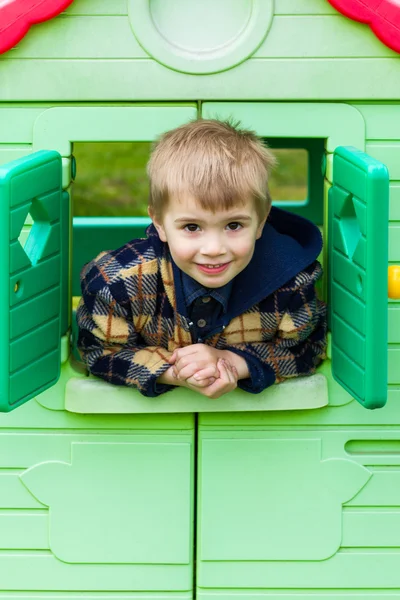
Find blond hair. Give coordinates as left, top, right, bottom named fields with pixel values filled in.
left=147, top=119, right=276, bottom=220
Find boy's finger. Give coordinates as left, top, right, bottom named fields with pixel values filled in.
left=174, top=352, right=203, bottom=371
left=175, top=362, right=205, bottom=381
left=219, top=359, right=236, bottom=386
left=227, top=362, right=238, bottom=385
left=217, top=358, right=230, bottom=381
left=174, top=345, right=200, bottom=360
left=187, top=376, right=216, bottom=388
left=200, top=361, right=229, bottom=397
left=193, top=366, right=219, bottom=381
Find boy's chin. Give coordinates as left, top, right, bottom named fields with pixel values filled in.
left=190, top=272, right=235, bottom=288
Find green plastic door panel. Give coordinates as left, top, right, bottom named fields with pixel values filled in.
left=61, top=190, right=70, bottom=334
left=0, top=150, right=63, bottom=412
left=329, top=146, right=389, bottom=409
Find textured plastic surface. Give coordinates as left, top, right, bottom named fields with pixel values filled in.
left=0, top=0, right=75, bottom=55
left=202, top=102, right=365, bottom=152
left=33, top=106, right=197, bottom=156
left=0, top=150, right=63, bottom=412
left=0, top=403, right=194, bottom=594
left=128, top=0, right=274, bottom=74
left=1, top=3, right=400, bottom=102
left=198, top=438, right=370, bottom=562
left=65, top=372, right=328, bottom=414
left=329, top=146, right=389, bottom=409
left=328, top=0, right=400, bottom=54
left=196, top=410, right=395, bottom=598
left=21, top=441, right=192, bottom=564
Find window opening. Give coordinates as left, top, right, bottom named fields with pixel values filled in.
left=72, top=142, right=151, bottom=217
left=71, top=139, right=325, bottom=298
left=269, top=148, right=308, bottom=203
left=266, top=138, right=324, bottom=226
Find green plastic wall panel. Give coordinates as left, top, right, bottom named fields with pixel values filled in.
left=0, top=401, right=194, bottom=594
left=196, top=414, right=400, bottom=597
left=0, top=108, right=48, bottom=143
left=202, top=103, right=365, bottom=153
left=0, top=146, right=32, bottom=165
left=252, top=15, right=395, bottom=59
left=8, top=10, right=396, bottom=60
left=198, top=437, right=370, bottom=561
left=33, top=106, right=198, bottom=156
left=66, top=0, right=128, bottom=15
left=354, top=104, right=400, bottom=141
left=329, top=147, right=389, bottom=409
left=61, top=0, right=340, bottom=17
left=21, top=442, right=192, bottom=564
left=1, top=63, right=400, bottom=103
left=274, top=0, right=349, bottom=15
left=2, top=5, right=400, bottom=101
left=0, top=150, right=63, bottom=412
left=72, top=217, right=151, bottom=297
left=14, top=12, right=391, bottom=61
left=390, top=184, right=400, bottom=221
left=366, top=142, right=400, bottom=180
left=65, top=0, right=337, bottom=17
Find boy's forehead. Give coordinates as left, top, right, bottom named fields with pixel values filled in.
left=166, top=193, right=255, bottom=219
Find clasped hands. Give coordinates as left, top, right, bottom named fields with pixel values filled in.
left=166, top=344, right=248, bottom=399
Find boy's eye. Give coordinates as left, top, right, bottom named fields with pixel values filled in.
left=226, top=222, right=242, bottom=231
left=184, top=223, right=200, bottom=232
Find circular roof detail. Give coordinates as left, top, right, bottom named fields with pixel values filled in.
left=128, top=0, right=274, bottom=74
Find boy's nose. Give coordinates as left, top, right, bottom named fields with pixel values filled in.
left=200, top=235, right=227, bottom=257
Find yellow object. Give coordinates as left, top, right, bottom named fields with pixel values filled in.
left=389, top=266, right=400, bottom=299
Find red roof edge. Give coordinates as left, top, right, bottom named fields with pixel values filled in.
left=0, top=0, right=75, bottom=55
left=328, top=0, right=400, bottom=54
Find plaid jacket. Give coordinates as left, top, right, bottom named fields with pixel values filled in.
left=77, top=207, right=327, bottom=397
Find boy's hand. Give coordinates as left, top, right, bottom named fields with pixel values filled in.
left=170, top=344, right=222, bottom=387
left=170, top=344, right=249, bottom=387
left=180, top=358, right=238, bottom=399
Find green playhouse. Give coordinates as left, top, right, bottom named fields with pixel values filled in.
left=1, top=0, right=400, bottom=597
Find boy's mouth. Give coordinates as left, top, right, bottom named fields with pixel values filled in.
left=196, top=262, right=230, bottom=274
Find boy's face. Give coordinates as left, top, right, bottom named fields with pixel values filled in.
left=150, top=195, right=267, bottom=289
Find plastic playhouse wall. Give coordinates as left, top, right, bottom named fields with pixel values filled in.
left=0, top=0, right=399, bottom=598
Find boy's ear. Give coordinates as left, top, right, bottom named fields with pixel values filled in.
left=256, top=215, right=268, bottom=240
left=148, top=207, right=167, bottom=242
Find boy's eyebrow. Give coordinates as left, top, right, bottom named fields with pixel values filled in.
left=174, top=215, right=253, bottom=223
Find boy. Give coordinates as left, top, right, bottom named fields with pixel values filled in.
left=77, top=119, right=327, bottom=399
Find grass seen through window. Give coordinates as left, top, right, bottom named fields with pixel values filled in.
left=72, top=142, right=308, bottom=217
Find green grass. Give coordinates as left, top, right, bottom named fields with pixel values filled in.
left=72, top=142, right=151, bottom=217
left=72, top=142, right=307, bottom=217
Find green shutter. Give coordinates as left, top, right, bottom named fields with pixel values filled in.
left=329, top=146, right=389, bottom=409
left=0, top=151, right=63, bottom=412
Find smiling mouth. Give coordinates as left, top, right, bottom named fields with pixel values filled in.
left=200, top=263, right=226, bottom=268
left=196, top=262, right=231, bottom=273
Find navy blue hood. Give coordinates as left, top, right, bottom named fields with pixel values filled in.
left=229, top=206, right=322, bottom=314
left=146, top=206, right=322, bottom=317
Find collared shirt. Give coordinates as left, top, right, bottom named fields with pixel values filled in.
left=181, top=272, right=233, bottom=342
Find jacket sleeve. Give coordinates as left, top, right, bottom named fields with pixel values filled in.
left=225, top=262, right=327, bottom=394
left=76, top=262, right=174, bottom=398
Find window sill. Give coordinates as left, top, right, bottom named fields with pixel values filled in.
left=65, top=372, right=328, bottom=414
